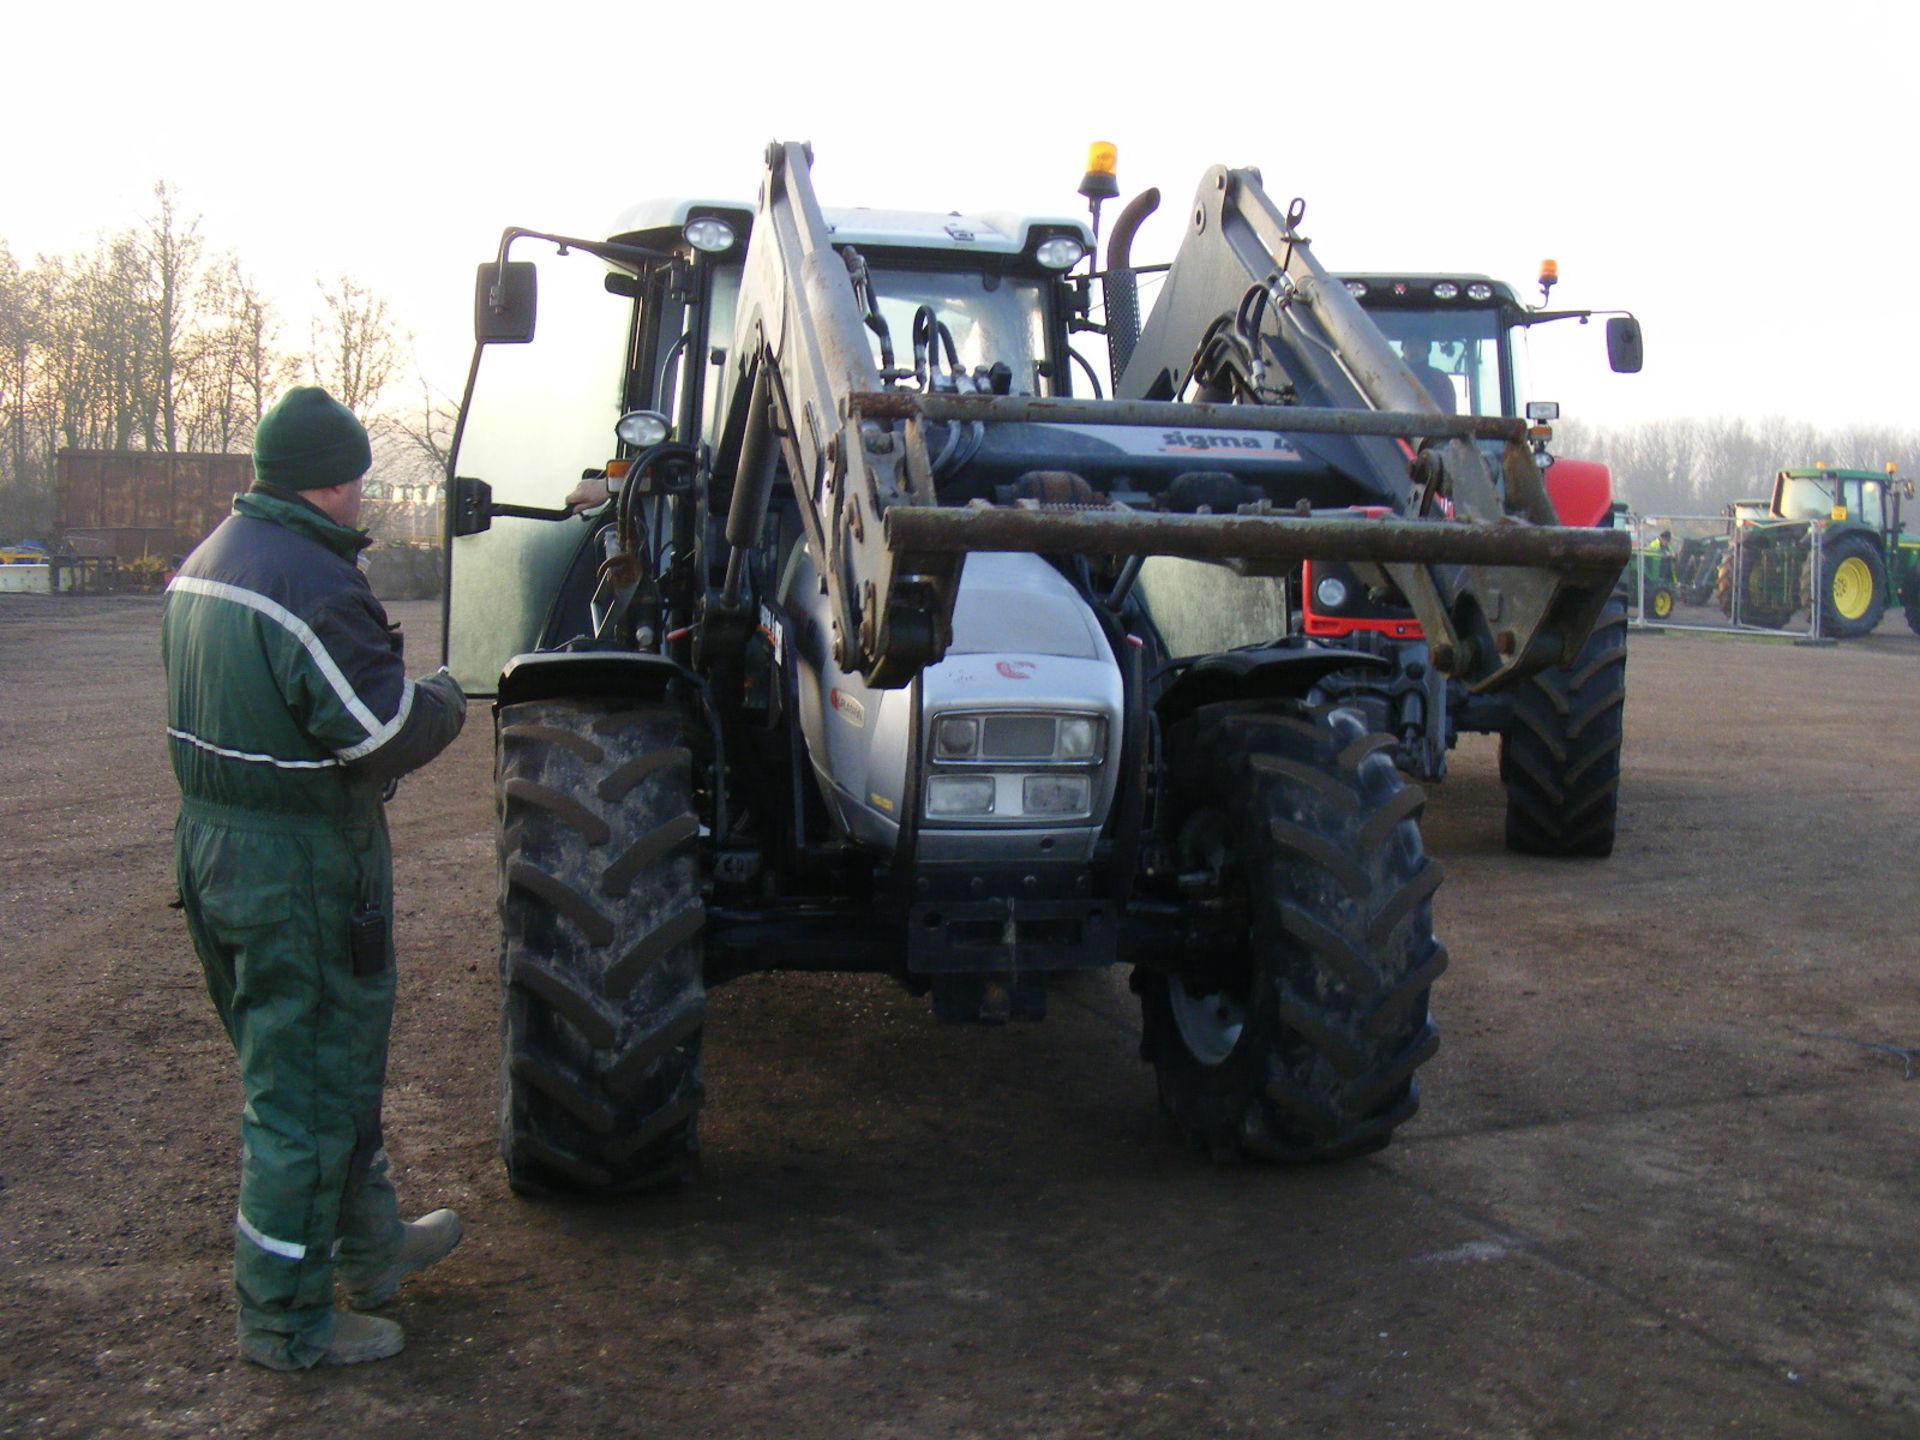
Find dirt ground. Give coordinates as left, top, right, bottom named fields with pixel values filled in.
left=2, top=593, right=1917, bottom=1439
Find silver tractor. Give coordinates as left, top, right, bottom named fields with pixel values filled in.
left=443, top=142, right=1626, bottom=1193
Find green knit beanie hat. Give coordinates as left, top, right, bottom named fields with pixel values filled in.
left=252, top=386, right=372, bottom=491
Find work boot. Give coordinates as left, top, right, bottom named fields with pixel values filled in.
left=342, top=1209, right=464, bottom=1311
left=318, top=1311, right=405, bottom=1367
left=241, top=1310, right=404, bottom=1371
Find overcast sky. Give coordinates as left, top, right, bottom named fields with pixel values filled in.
left=9, top=3, right=1911, bottom=433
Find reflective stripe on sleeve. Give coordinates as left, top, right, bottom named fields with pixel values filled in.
left=335, top=676, right=415, bottom=762
left=167, top=576, right=385, bottom=741
left=237, top=1212, right=308, bottom=1261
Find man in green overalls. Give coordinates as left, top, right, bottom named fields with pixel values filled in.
left=164, top=387, right=468, bottom=1369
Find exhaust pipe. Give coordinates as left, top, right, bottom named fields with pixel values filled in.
left=1102, top=188, right=1160, bottom=392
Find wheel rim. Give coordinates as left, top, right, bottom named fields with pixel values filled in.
left=1167, top=982, right=1246, bottom=1067
left=1169, top=806, right=1251, bottom=1068
left=1831, top=555, right=1873, bottom=620
left=1653, top=590, right=1673, bottom=618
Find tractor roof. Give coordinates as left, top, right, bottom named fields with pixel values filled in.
left=608, top=197, right=1092, bottom=258
left=1779, top=467, right=1888, bottom=481
left=1337, top=274, right=1522, bottom=306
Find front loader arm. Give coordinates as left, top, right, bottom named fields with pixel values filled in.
left=1118, top=166, right=1620, bottom=689
left=725, top=145, right=1624, bottom=692
left=727, top=140, right=958, bottom=687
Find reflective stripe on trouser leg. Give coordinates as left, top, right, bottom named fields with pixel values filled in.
left=175, top=809, right=394, bottom=1369
left=237, top=1211, right=308, bottom=1260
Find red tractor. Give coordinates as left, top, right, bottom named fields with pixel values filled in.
left=1302, top=267, right=1640, bottom=856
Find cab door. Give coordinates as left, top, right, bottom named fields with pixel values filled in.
left=441, top=246, right=640, bottom=695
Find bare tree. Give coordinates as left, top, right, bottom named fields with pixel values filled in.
left=1560, top=414, right=1920, bottom=519
left=180, top=256, right=295, bottom=452
left=0, top=186, right=314, bottom=537
left=309, top=274, right=400, bottom=418
left=0, top=241, right=31, bottom=490
left=141, top=182, right=202, bottom=454
left=389, top=368, right=458, bottom=478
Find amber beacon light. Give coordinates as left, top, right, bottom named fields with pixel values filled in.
left=1079, top=142, right=1119, bottom=203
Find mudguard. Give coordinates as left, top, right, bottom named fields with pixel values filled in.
left=497, top=650, right=683, bottom=708
left=1154, top=642, right=1389, bottom=731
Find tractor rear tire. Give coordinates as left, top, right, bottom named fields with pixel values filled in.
left=1806, top=535, right=1888, bottom=638
left=1501, top=596, right=1627, bottom=858
left=1714, top=545, right=1794, bottom=629
left=496, top=697, right=706, bottom=1196
left=1135, top=702, right=1445, bottom=1163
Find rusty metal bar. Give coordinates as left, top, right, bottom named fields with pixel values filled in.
left=846, top=390, right=1527, bottom=444
left=887, top=503, right=1631, bottom=572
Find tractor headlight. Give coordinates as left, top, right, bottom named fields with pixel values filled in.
left=1432, top=282, right=1460, bottom=300
left=922, top=709, right=1107, bottom=823
left=1022, top=774, right=1091, bottom=817
left=1056, top=717, right=1104, bottom=760
left=1315, top=576, right=1349, bottom=610
left=1466, top=282, right=1494, bottom=301
left=615, top=410, right=670, bottom=448
left=934, top=716, right=980, bottom=759
left=926, top=776, right=996, bottom=817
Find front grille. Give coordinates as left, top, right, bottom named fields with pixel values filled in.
left=981, top=714, right=1055, bottom=758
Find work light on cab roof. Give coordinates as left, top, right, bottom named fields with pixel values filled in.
left=682, top=217, right=736, bottom=253
left=1034, top=236, right=1087, bottom=270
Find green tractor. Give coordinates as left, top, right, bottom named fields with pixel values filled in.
left=1609, top=503, right=1678, bottom=620
left=1671, top=527, right=1729, bottom=608
left=1716, top=468, right=1920, bottom=636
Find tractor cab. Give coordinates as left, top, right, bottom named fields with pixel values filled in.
left=1301, top=270, right=1640, bottom=642
left=1337, top=269, right=1642, bottom=425
left=1338, top=275, right=1524, bottom=420
left=442, top=199, right=1091, bottom=692
left=1771, top=467, right=1903, bottom=540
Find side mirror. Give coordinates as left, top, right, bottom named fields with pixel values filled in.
left=1605, top=315, right=1643, bottom=374
left=474, top=261, right=537, bottom=344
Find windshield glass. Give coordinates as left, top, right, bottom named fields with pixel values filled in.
left=1362, top=308, right=1506, bottom=417
left=1852, top=478, right=1883, bottom=522
left=445, top=247, right=635, bottom=687
left=865, top=268, right=1052, bottom=394
left=1777, top=476, right=1838, bottom=521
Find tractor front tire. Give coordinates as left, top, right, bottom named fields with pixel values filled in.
left=1649, top=585, right=1675, bottom=621
left=1807, top=536, right=1888, bottom=638
left=1135, top=703, right=1445, bottom=1163
left=496, top=697, right=707, bottom=1196
left=1501, top=596, right=1627, bottom=858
